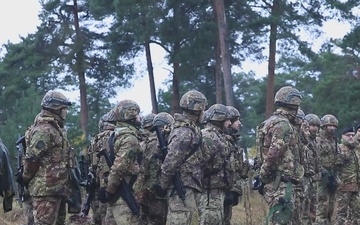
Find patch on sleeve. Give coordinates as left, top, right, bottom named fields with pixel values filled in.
left=128, top=149, right=136, bottom=159
left=35, top=140, right=46, bottom=150
left=283, top=133, right=290, bottom=143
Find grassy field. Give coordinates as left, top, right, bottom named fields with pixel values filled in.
left=0, top=186, right=268, bottom=225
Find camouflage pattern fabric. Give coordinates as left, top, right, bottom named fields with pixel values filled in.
left=334, top=139, right=360, bottom=225
left=87, top=121, right=116, bottom=224
left=198, top=189, right=225, bottom=225
left=258, top=108, right=303, bottom=225
left=314, top=129, right=342, bottom=225
left=23, top=110, right=73, bottom=198
left=105, top=121, right=143, bottom=225
left=159, top=113, right=203, bottom=225
left=200, top=123, right=233, bottom=224
left=32, top=196, right=66, bottom=225
left=140, top=129, right=167, bottom=225
left=25, top=195, right=34, bottom=225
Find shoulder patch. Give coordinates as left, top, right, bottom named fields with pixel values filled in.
left=35, top=140, right=46, bottom=150
left=128, top=149, right=136, bottom=159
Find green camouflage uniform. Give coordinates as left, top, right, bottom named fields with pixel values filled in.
left=258, top=108, right=303, bottom=225
left=87, top=121, right=116, bottom=225
left=140, top=128, right=167, bottom=225
left=314, top=129, right=342, bottom=225
left=105, top=122, right=143, bottom=225
left=200, top=123, right=234, bottom=225
left=159, top=113, right=203, bottom=225
left=302, top=132, right=319, bottom=225
left=23, top=110, right=74, bottom=225
left=223, top=131, right=247, bottom=225
left=334, top=139, right=360, bottom=225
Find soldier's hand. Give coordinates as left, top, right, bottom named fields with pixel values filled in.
left=153, top=184, right=167, bottom=198
left=98, top=187, right=112, bottom=203
left=16, top=173, right=28, bottom=188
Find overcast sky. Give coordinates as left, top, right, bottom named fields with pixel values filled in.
left=0, top=0, right=353, bottom=115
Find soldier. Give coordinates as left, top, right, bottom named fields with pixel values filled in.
left=334, top=126, right=360, bottom=225
left=139, top=113, right=157, bottom=142
left=199, top=104, right=233, bottom=225
left=1, top=138, right=16, bottom=213
left=142, top=112, right=174, bottom=225
left=17, top=90, right=74, bottom=225
left=223, top=105, right=248, bottom=225
left=154, top=90, right=207, bottom=225
left=314, top=114, right=342, bottom=225
left=86, top=110, right=117, bottom=225
left=257, top=86, right=303, bottom=225
left=303, top=113, right=321, bottom=224
left=97, top=100, right=143, bottom=225
left=354, top=124, right=360, bottom=144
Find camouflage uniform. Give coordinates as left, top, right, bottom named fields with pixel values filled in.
left=335, top=127, right=360, bottom=225
left=87, top=111, right=117, bottom=225
left=200, top=104, right=233, bottom=225
left=257, top=86, right=303, bottom=225
left=158, top=90, right=207, bottom=225
left=102, top=100, right=143, bottom=225
left=314, top=114, right=342, bottom=225
left=302, top=114, right=321, bottom=225
left=22, top=91, right=74, bottom=225
left=223, top=106, right=248, bottom=225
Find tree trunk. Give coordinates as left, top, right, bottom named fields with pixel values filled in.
left=213, top=0, right=234, bottom=106
left=265, top=0, right=280, bottom=118
left=144, top=39, right=158, bottom=114
left=172, top=42, right=181, bottom=114
left=72, top=0, right=88, bottom=138
left=215, top=41, right=223, bottom=104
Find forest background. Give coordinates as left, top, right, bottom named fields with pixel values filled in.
left=1, top=0, right=360, bottom=224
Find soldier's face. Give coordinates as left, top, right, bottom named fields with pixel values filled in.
left=60, top=107, right=68, bottom=120
left=342, top=132, right=355, bottom=145
left=223, top=119, right=231, bottom=130
left=308, top=125, right=319, bottom=137
left=325, top=125, right=337, bottom=136
left=230, top=119, right=241, bottom=131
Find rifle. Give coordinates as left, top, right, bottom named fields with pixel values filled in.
left=15, top=136, right=26, bottom=208
left=80, top=168, right=96, bottom=217
left=97, top=149, right=140, bottom=215
left=78, top=154, right=89, bottom=186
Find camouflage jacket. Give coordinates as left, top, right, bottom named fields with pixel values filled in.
left=202, top=123, right=234, bottom=190
left=23, top=111, right=73, bottom=197
left=304, top=136, right=319, bottom=178
left=106, top=122, right=143, bottom=196
left=160, top=113, right=203, bottom=192
left=338, top=140, right=360, bottom=192
left=259, top=108, right=302, bottom=183
left=316, top=130, right=342, bottom=171
left=88, top=122, right=116, bottom=187
left=140, top=130, right=161, bottom=190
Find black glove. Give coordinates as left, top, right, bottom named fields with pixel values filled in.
left=224, top=191, right=241, bottom=206
left=232, top=191, right=241, bottom=206
left=16, top=173, right=28, bottom=188
left=153, top=184, right=167, bottom=198
left=98, top=187, right=112, bottom=203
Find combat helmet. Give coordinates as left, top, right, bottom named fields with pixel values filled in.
left=41, top=90, right=72, bottom=111
left=180, top=90, right=208, bottom=112
left=204, top=104, right=230, bottom=122
left=274, top=86, right=302, bottom=108
left=141, top=113, right=157, bottom=129
left=320, top=114, right=338, bottom=128
left=294, top=108, right=305, bottom=125
left=226, top=106, right=240, bottom=122
left=113, top=100, right=140, bottom=122
left=153, top=112, right=174, bottom=127
left=304, top=114, right=321, bottom=127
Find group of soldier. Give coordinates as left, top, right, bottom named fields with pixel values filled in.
left=1, top=85, right=359, bottom=225
left=255, top=86, right=360, bottom=225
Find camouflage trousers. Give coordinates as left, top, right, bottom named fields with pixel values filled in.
left=32, top=196, right=66, bottom=225
left=263, top=181, right=298, bottom=225
left=224, top=204, right=233, bottom=225
left=166, top=187, right=201, bottom=225
left=302, top=177, right=316, bottom=225
left=106, top=197, right=141, bottom=225
left=142, top=191, right=167, bottom=225
left=314, top=181, right=336, bottom=225
left=24, top=195, right=34, bottom=225
left=334, top=191, right=360, bottom=225
left=198, top=189, right=225, bottom=225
